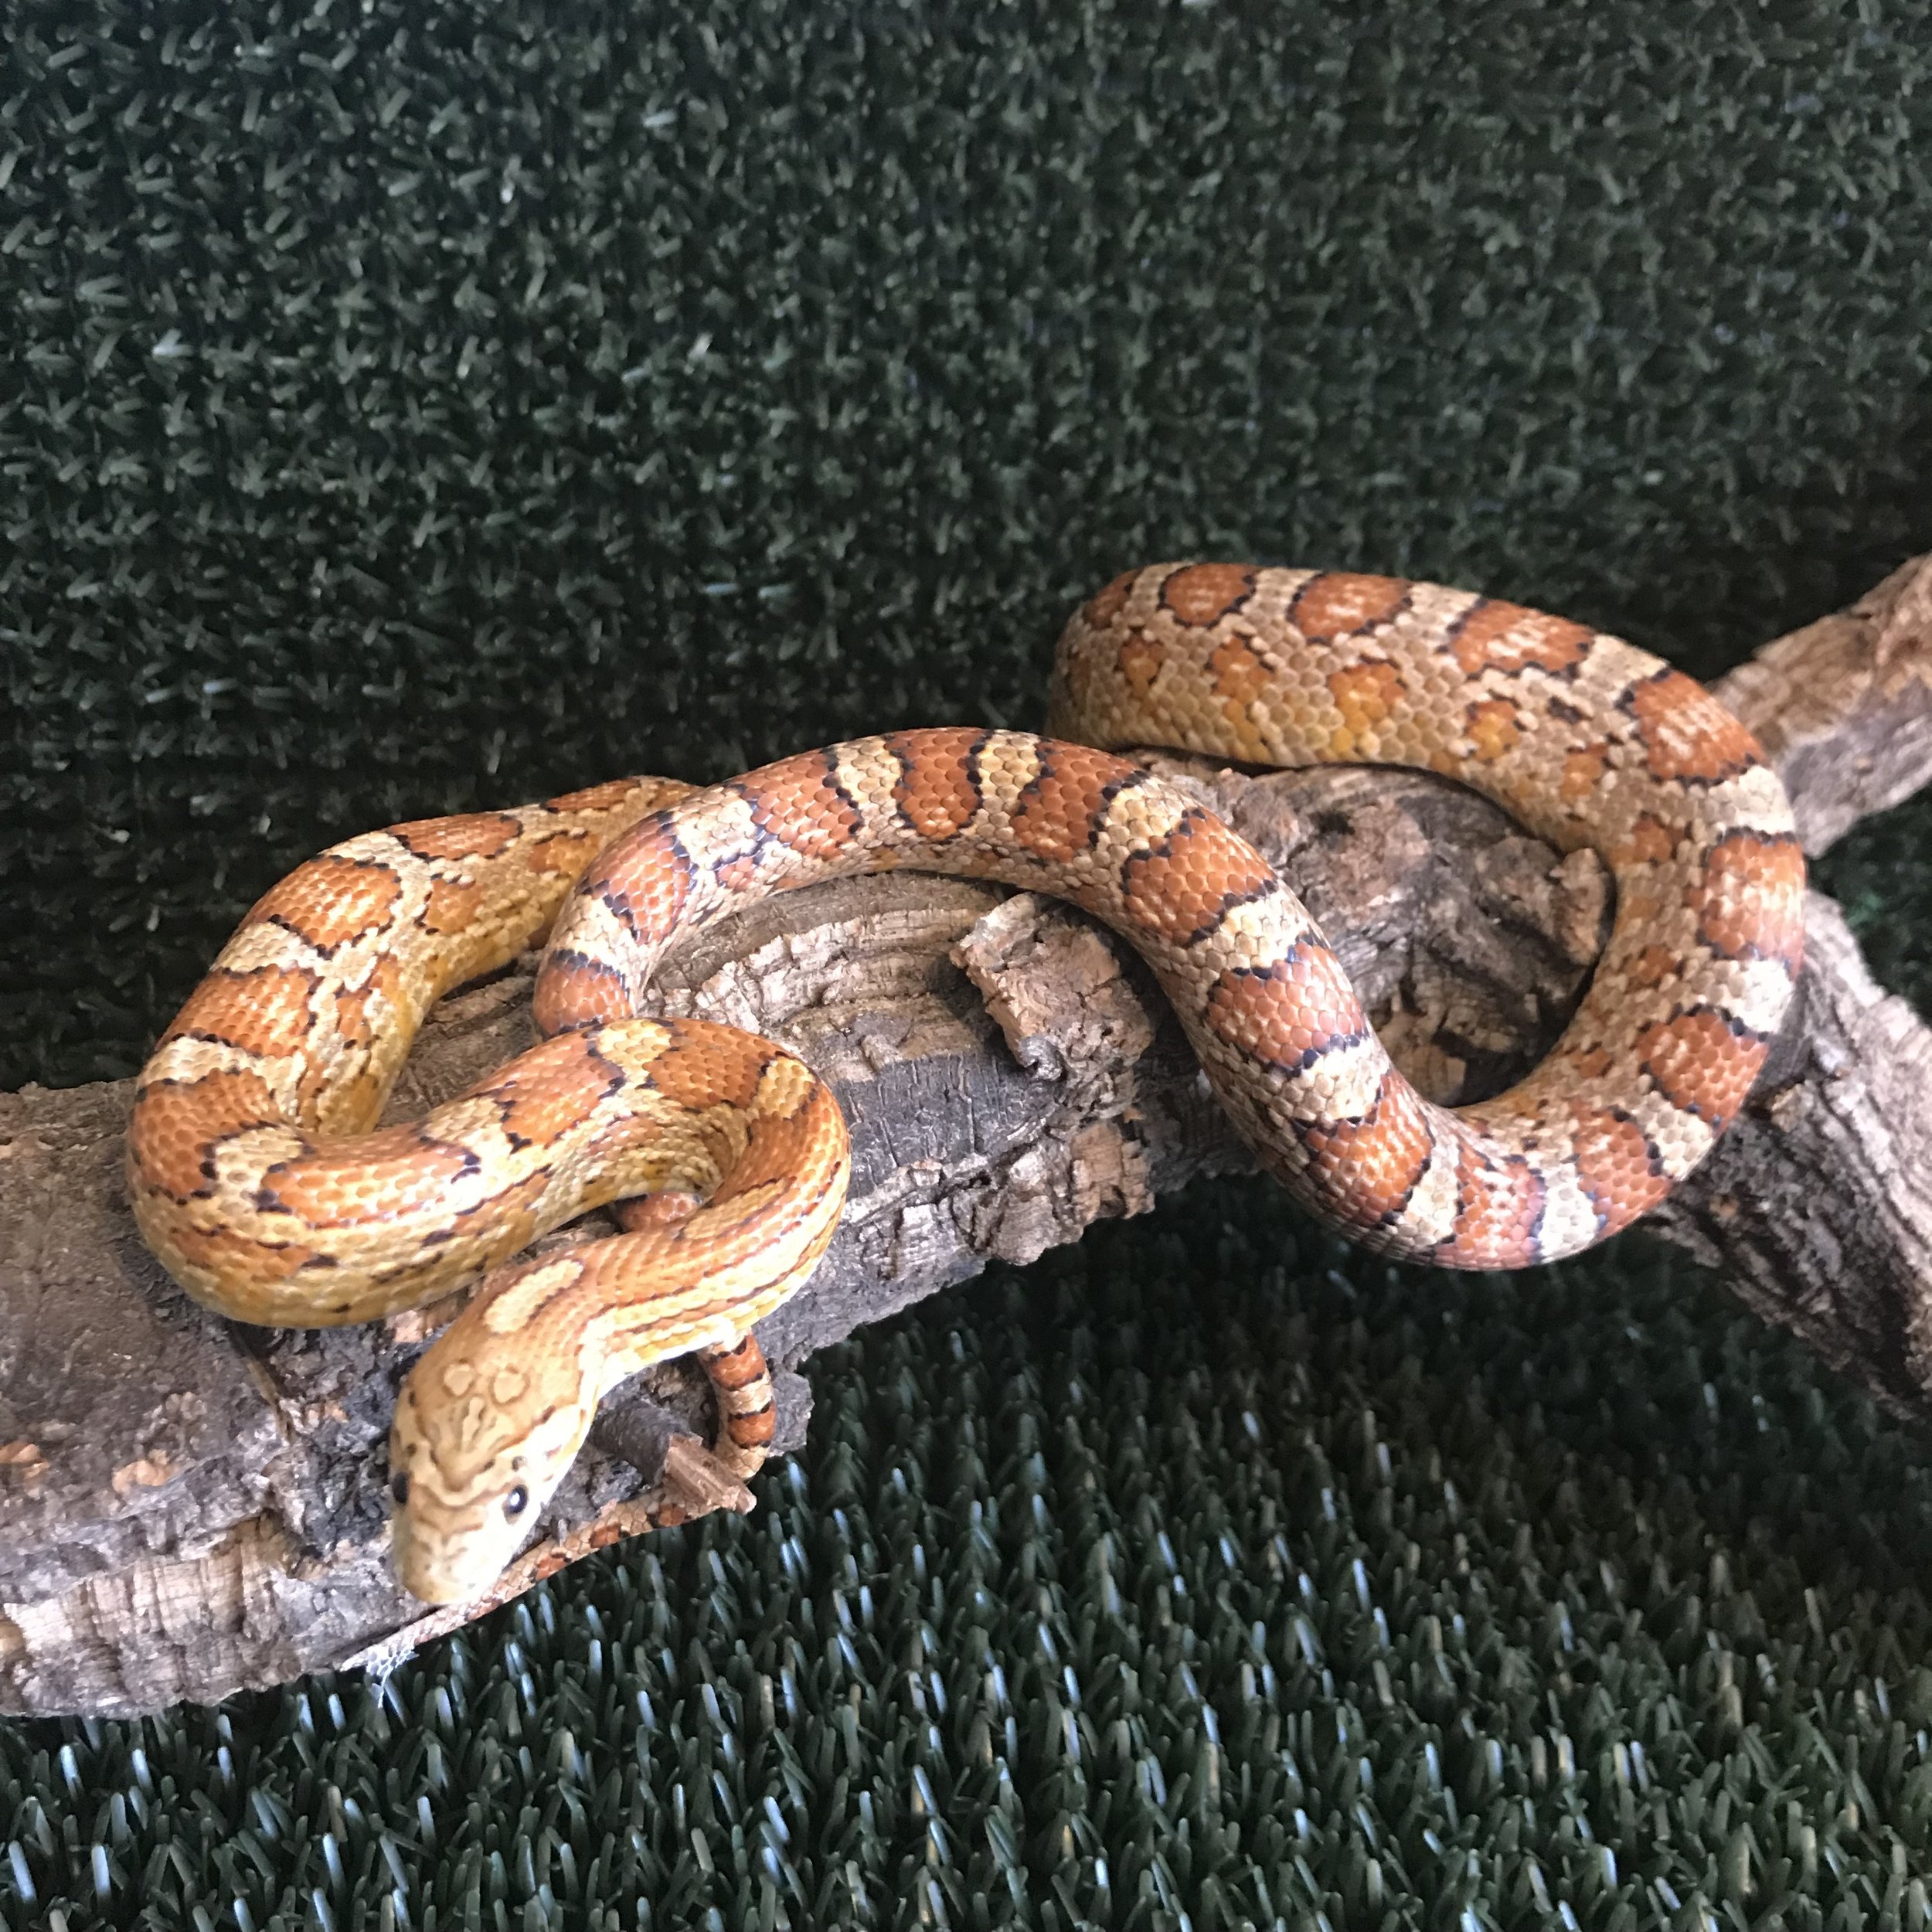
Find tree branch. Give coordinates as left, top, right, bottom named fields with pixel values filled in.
left=3, top=556, right=1929, bottom=1716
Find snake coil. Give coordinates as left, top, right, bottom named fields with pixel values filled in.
left=129, top=566, right=1804, bottom=1602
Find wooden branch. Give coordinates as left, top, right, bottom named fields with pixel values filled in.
left=1715, top=553, right=1932, bottom=855
left=3, top=554, right=1929, bottom=1717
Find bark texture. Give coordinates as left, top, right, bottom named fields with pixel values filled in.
left=1717, top=552, right=1932, bottom=856
left=2, top=556, right=1928, bottom=1717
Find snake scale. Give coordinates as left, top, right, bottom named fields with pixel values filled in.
left=128, top=565, right=1805, bottom=1603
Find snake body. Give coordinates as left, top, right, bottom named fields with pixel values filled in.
left=128, top=566, right=1804, bottom=1603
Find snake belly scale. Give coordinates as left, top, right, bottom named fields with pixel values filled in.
left=128, top=565, right=1804, bottom=1603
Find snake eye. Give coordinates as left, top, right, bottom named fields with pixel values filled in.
left=504, top=1485, right=529, bottom=1520
left=389, top=1472, right=410, bottom=1507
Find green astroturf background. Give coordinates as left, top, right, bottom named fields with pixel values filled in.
left=5, top=0, right=1932, bottom=1927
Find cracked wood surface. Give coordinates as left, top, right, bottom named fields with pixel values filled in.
left=2, top=553, right=1929, bottom=1716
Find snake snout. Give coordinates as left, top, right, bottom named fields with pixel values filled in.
left=392, top=1509, right=509, bottom=1605
left=387, top=1459, right=556, bottom=1604
left=387, top=1355, right=585, bottom=1604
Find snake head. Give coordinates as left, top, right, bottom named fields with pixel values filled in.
left=386, top=1277, right=596, bottom=1604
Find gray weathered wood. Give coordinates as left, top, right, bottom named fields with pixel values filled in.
left=1717, top=553, right=1932, bottom=855
left=3, top=556, right=1928, bottom=1716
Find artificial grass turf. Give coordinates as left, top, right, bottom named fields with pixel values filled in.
left=9, top=1197, right=1932, bottom=1930
left=7, top=0, right=1932, bottom=1926
left=5, top=0, right=1932, bottom=1090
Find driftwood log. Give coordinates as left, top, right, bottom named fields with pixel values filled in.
left=3, top=556, right=1930, bottom=1719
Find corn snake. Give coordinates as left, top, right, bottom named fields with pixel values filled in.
left=128, top=564, right=1804, bottom=1603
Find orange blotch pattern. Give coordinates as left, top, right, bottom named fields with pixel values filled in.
left=727, top=1404, right=777, bottom=1451
left=531, top=948, right=634, bottom=1034
left=1117, top=632, right=1166, bottom=699
left=1206, top=634, right=1283, bottom=753
left=526, top=830, right=600, bottom=875
left=727, top=1101, right=834, bottom=1196
left=1327, top=658, right=1403, bottom=754
left=1009, top=742, right=1127, bottom=865
left=888, top=732, right=984, bottom=841
left=1561, top=742, right=1611, bottom=801
left=1446, top=600, right=1593, bottom=677
left=250, top=855, right=403, bottom=953
left=423, top=876, right=486, bottom=935
left=1434, top=1148, right=1545, bottom=1269
left=130, top=1070, right=284, bottom=1201
left=706, top=1334, right=770, bottom=1392
left=586, top=816, right=693, bottom=951
left=1638, top=1009, right=1765, bottom=1129
left=1298, top=1077, right=1434, bottom=1234
left=1160, top=563, right=1257, bottom=627
left=163, top=965, right=318, bottom=1057
left=332, top=953, right=406, bottom=1050
left=1209, top=634, right=1272, bottom=708
left=647, top=1036, right=774, bottom=1114
left=1289, top=573, right=1409, bottom=645
left=1080, top=570, right=1139, bottom=630
left=1626, top=671, right=1764, bottom=784
left=1613, top=815, right=1684, bottom=867
left=616, top=1190, right=703, bottom=1230
left=487, top=1033, right=626, bottom=1149
left=737, top=753, right=862, bottom=862
left=1121, top=811, right=1277, bottom=944
left=391, top=813, right=524, bottom=861
left=1464, top=696, right=1523, bottom=764
left=258, top=1124, right=479, bottom=1228
left=1202, top=951, right=1361, bottom=1073
left=1688, top=830, right=1806, bottom=964
left=1208, top=634, right=1276, bottom=757
left=1624, top=944, right=1679, bottom=989
left=1571, top=1108, right=1672, bottom=1232
left=163, top=1220, right=325, bottom=1285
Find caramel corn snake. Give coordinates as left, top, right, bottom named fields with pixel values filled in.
left=128, top=565, right=1804, bottom=1603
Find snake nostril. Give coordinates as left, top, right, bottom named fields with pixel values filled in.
left=390, top=1471, right=410, bottom=1506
